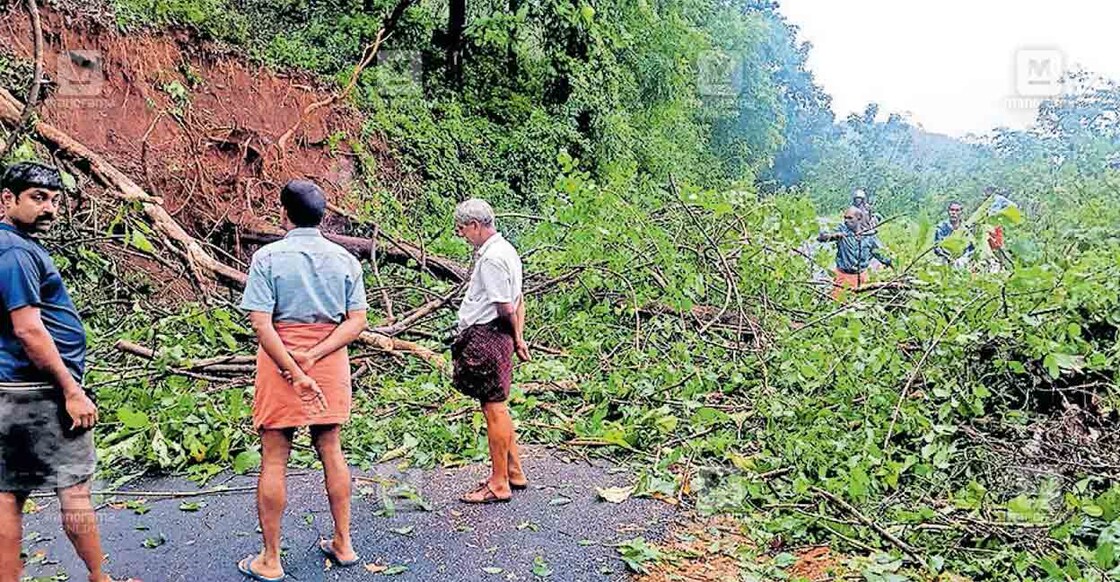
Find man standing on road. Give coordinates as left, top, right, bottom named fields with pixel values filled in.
left=0, top=162, right=138, bottom=582
left=451, top=199, right=530, bottom=504
left=818, top=207, right=893, bottom=299
left=237, top=180, right=369, bottom=581
left=933, top=201, right=974, bottom=266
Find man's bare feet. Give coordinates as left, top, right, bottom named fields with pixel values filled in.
left=508, top=469, right=529, bottom=489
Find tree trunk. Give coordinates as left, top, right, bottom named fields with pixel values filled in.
left=447, top=0, right=467, bottom=85
left=506, top=0, right=519, bottom=80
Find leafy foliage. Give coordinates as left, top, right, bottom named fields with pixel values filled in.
left=9, top=0, right=1120, bottom=578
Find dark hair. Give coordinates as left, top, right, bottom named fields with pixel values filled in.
left=948, top=201, right=963, bottom=209
left=1, top=162, right=63, bottom=197
left=280, top=180, right=326, bottom=227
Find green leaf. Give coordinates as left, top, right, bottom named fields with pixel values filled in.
left=848, top=465, right=870, bottom=500
left=117, top=408, right=151, bottom=429
left=130, top=230, right=156, bottom=254
left=580, top=4, right=595, bottom=23
left=178, top=501, right=205, bottom=512
left=232, top=451, right=261, bottom=474
left=1095, top=542, right=1116, bottom=570
left=532, top=556, right=553, bottom=578
left=939, top=232, right=969, bottom=258
left=1043, top=354, right=1060, bottom=379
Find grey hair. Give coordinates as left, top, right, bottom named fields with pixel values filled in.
left=454, top=198, right=496, bottom=227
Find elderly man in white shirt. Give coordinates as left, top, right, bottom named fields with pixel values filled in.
left=451, top=198, right=530, bottom=504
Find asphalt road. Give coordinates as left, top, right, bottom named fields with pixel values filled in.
left=20, top=446, right=675, bottom=582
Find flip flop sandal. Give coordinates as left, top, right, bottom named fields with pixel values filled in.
left=319, top=539, right=361, bottom=567
left=461, top=482, right=512, bottom=504
left=237, top=555, right=285, bottom=582
left=477, top=478, right=529, bottom=490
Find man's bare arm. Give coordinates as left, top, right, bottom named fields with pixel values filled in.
left=498, top=298, right=530, bottom=361
left=248, top=311, right=304, bottom=377
left=10, top=306, right=97, bottom=428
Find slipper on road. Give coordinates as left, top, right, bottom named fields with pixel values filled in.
left=237, top=555, right=285, bottom=582
left=319, top=539, right=361, bottom=567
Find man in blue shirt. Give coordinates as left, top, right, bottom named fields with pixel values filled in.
left=237, top=181, right=369, bottom=581
left=818, top=207, right=893, bottom=299
left=933, top=201, right=973, bottom=265
left=0, top=162, right=135, bottom=582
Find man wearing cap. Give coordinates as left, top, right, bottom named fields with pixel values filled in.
left=237, top=180, right=369, bottom=580
left=451, top=199, right=530, bottom=504
left=852, top=189, right=878, bottom=233
left=0, top=162, right=137, bottom=582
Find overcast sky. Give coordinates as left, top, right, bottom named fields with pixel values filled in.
left=777, top=0, right=1120, bottom=137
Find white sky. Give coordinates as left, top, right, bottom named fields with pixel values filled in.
left=777, top=0, right=1120, bottom=137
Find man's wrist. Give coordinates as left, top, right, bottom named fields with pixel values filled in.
left=60, top=378, right=85, bottom=399
left=287, top=366, right=309, bottom=381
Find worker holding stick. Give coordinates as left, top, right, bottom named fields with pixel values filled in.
left=818, top=206, right=893, bottom=300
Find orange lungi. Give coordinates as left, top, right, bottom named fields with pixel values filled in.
left=831, top=268, right=866, bottom=300
left=252, top=323, right=351, bottom=430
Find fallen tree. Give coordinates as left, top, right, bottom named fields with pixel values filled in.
left=240, top=225, right=468, bottom=283
left=0, top=86, right=446, bottom=369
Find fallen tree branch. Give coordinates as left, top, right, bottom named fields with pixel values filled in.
left=0, top=0, right=43, bottom=157
left=812, top=486, right=924, bottom=565
left=115, top=340, right=256, bottom=374
left=882, top=296, right=982, bottom=449
left=0, top=87, right=445, bottom=369
left=240, top=226, right=468, bottom=283
left=373, top=283, right=464, bottom=337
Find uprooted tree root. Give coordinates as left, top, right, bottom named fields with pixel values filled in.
left=0, top=85, right=446, bottom=367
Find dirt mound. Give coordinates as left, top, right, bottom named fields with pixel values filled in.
left=2, top=7, right=382, bottom=240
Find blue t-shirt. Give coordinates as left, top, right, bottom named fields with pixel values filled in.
left=826, top=223, right=892, bottom=274
left=0, top=223, right=87, bottom=385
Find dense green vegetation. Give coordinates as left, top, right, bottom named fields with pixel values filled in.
left=3, top=0, right=1120, bottom=578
